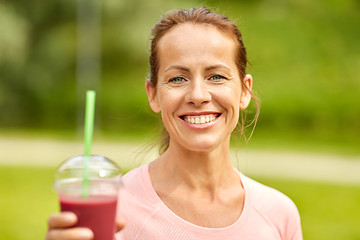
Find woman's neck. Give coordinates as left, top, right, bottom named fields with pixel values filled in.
left=149, top=141, right=245, bottom=228
left=150, top=140, right=238, bottom=194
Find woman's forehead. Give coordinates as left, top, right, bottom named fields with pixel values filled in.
left=157, top=23, right=237, bottom=67
left=158, top=23, right=234, bottom=48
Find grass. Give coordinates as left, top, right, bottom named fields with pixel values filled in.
left=0, top=166, right=58, bottom=240
left=1, top=166, right=359, bottom=240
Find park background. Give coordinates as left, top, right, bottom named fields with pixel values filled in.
left=0, top=0, right=359, bottom=239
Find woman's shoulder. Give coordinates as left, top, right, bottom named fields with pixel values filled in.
left=118, top=163, right=159, bottom=215
left=121, top=164, right=149, bottom=193
left=240, top=173, right=302, bottom=239
left=241, top=173, right=301, bottom=226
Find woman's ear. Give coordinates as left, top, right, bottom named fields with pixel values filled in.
left=240, top=74, right=253, bottom=110
left=145, top=79, right=161, bottom=113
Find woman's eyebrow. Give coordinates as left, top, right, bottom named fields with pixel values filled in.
left=164, top=65, right=190, bottom=73
left=164, top=64, right=230, bottom=73
left=205, top=64, right=231, bottom=71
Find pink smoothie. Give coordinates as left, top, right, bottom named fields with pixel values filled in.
left=60, top=195, right=118, bottom=240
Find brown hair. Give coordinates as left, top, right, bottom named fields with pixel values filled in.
left=148, top=7, right=259, bottom=154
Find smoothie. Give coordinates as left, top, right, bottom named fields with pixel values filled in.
left=60, top=194, right=118, bottom=240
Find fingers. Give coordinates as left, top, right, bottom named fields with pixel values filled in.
left=46, top=212, right=94, bottom=239
left=45, top=227, right=93, bottom=240
left=48, top=212, right=77, bottom=229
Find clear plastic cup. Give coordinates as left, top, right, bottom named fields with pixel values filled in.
left=54, top=155, right=122, bottom=240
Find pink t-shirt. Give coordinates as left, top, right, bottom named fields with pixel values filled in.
left=116, top=164, right=302, bottom=240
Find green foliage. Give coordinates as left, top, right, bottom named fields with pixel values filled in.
left=0, top=0, right=359, bottom=149
left=1, top=166, right=359, bottom=240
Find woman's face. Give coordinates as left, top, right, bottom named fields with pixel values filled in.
left=146, top=23, right=252, bottom=152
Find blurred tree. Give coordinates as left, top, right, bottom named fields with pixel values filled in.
left=0, top=0, right=359, bottom=149
left=0, top=0, right=77, bottom=128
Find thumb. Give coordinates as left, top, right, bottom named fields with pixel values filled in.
left=116, top=219, right=126, bottom=232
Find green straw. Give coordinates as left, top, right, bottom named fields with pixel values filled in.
left=82, top=90, right=96, bottom=198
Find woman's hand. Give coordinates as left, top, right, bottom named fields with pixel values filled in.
left=45, top=212, right=126, bottom=240
left=45, top=212, right=93, bottom=240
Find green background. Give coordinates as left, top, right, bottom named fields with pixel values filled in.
left=1, top=0, right=360, bottom=239
left=1, top=0, right=359, bottom=152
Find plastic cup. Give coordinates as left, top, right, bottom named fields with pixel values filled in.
left=55, top=155, right=122, bottom=240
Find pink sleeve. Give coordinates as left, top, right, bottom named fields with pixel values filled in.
left=284, top=203, right=303, bottom=240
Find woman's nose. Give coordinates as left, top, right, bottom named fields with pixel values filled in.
left=185, top=79, right=211, bottom=106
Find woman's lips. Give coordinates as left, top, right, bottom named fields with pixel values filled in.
left=180, top=113, right=221, bottom=124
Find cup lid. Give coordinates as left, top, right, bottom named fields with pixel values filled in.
left=55, top=155, right=122, bottom=181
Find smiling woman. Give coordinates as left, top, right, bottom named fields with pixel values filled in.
left=146, top=22, right=251, bottom=153
left=148, top=8, right=259, bottom=154
left=46, top=7, right=302, bottom=240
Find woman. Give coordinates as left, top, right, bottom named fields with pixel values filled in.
left=46, top=7, right=302, bottom=240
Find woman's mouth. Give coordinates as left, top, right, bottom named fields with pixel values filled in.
left=180, top=113, right=220, bottom=124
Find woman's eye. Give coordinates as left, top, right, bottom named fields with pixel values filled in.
left=169, top=77, right=185, bottom=83
left=210, top=75, right=225, bottom=81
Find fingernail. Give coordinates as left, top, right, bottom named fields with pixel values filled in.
left=79, top=228, right=94, bottom=239
left=63, top=212, right=77, bottom=222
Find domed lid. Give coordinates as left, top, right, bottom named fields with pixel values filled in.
left=55, top=155, right=122, bottom=181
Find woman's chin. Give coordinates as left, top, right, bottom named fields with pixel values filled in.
left=177, top=137, right=227, bottom=153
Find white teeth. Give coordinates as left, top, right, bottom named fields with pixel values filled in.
left=184, top=115, right=218, bottom=124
